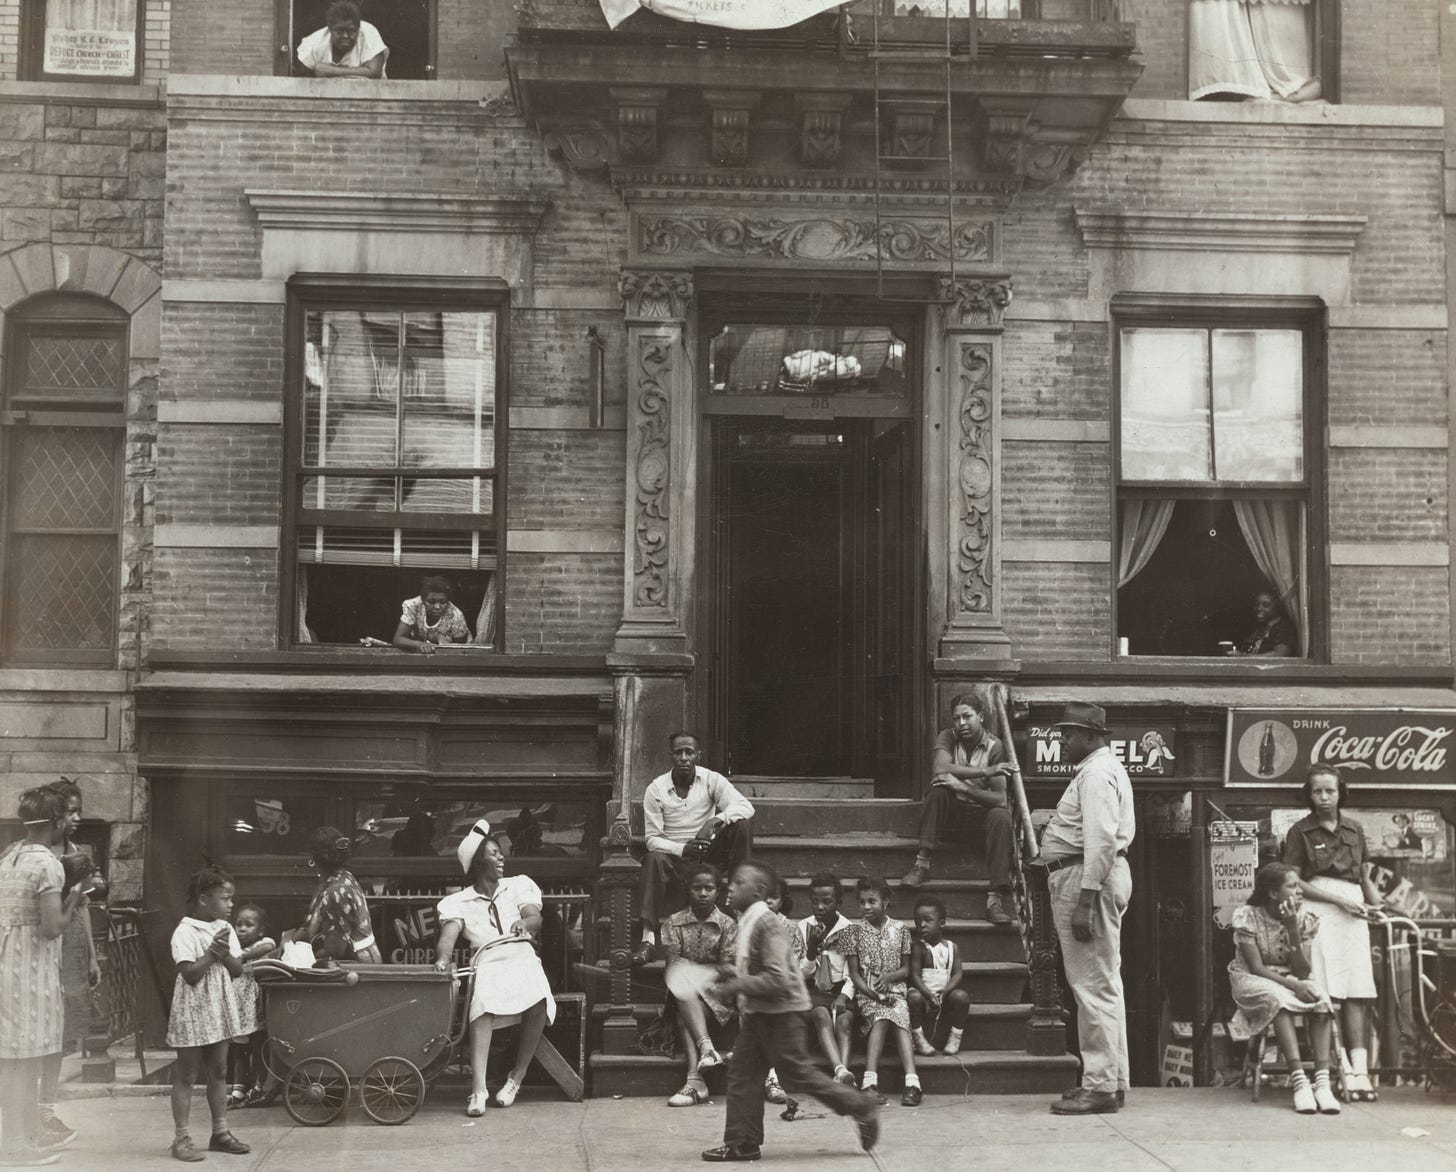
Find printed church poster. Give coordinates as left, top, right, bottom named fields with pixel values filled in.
left=42, top=0, right=137, bottom=78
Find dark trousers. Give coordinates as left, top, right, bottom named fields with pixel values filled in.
left=639, top=819, right=754, bottom=928
left=724, top=1011, right=869, bottom=1149
left=917, top=788, right=1013, bottom=890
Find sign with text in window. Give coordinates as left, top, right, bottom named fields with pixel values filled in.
left=1026, top=724, right=1177, bottom=779
left=1209, top=822, right=1258, bottom=917
left=1225, top=709, right=1456, bottom=789
left=43, top=0, right=139, bottom=78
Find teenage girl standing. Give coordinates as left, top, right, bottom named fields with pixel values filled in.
left=166, top=868, right=251, bottom=1162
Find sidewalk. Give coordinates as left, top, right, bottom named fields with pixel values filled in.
left=27, top=1086, right=1456, bottom=1171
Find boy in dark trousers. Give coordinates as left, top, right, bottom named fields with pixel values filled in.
left=702, top=860, right=880, bottom=1163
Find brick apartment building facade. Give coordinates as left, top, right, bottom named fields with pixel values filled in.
left=1, top=0, right=1454, bottom=1087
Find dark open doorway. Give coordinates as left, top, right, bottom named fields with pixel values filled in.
left=705, top=418, right=916, bottom=789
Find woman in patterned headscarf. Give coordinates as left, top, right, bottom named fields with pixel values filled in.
left=296, top=826, right=381, bottom=964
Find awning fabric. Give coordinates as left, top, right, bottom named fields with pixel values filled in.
left=599, top=0, right=843, bottom=31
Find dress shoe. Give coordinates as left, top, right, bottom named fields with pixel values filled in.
left=668, top=1084, right=711, bottom=1107
left=631, top=941, right=656, bottom=966
left=208, top=1131, right=251, bottom=1155
left=1049, top=1088, right=1119, bottom=1115
left=901, top=1084, right=923, bottom=1107
left=701, top=1145, right=761, bottom=1162
left=1060, top=1086, right=1124, bottom=1107
left=899, top=864, right=930, bottom=889
left=984, top=891, right=1014, bottom=926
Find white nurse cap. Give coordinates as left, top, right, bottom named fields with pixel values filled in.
left=456, top=818, right=492, bottom=875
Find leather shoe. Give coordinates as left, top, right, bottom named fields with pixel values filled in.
left=208, top=1132, right=251, bottom=1155
left=1050, top=1089, right=1119, bottom=1115
left=899, top=863, right=930, bottom=888
left=901, top=1084, right=923, bottom=1107
left=984, top=891, right=1014, bottom=926
left=701, top=1145, right=761, bottom=1162
left=631, top=941, right=656, bottom=966
left=1060, top=1086, right=1124, bottom=1107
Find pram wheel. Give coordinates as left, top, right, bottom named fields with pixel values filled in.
left=284, top=1057, right=350, bottom=1126
left=360, top=1057, right=425, bottom=1125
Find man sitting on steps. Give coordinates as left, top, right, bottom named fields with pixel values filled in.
left=900, top=692, right=1015, bottom=926
left=635, top=731, right=756, bottom=965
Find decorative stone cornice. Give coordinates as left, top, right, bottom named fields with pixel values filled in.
left=633, top=212, right=993, bottom=266
left=612, top=169, right=1019, bottom=211
left=938, top=276, right=1013, bottom=328
left=883, top=97, right=944, bottom=162
left=704, top=90, right=761, bottom=168
left=1074, top=209, right=1368, bottom=255
left=794, top=93, right=851, bottom=167
left=973, top=99, right=1093, bottom=187
left=618, top=268, right=694, bottom=320
left=611, top=87, right=667, bottom=165
left=542, top=123, right=611, bottom=173
left=243, top=191, right=550, bottom=234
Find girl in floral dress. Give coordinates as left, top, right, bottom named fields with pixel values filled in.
left=166, top=868, right=250, bottom=1162
left=660, top=863, right=737, bottom=1108
left=0, top=786, right=88, bottom=1167
left=846, top=877, right=920, bottom=1106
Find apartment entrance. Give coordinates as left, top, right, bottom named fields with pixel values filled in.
left=698, top=307, right=921, bottom=794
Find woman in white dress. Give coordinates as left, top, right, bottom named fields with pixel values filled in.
left=434, top=820, right=555, bottom=1116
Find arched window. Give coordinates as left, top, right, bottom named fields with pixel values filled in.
left=1, top=294, right=128, bottom=666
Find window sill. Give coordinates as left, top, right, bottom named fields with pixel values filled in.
left=0, top=79, right=163, bottom=107
left=0, top=668, right=129, bottom=692
left=166, top=76, right=511, bottom=106
left=1019, top=660, right=1454, bottom=686
left=143, top=649, right=609, bottom=676
left=1120, top=98, right=1442, bottom=129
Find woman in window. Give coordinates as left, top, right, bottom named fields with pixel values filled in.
left=393, top=575, right=471, bottom=655
left=1226, top=589, right=1297, bottom=657
left=434, top=821, right=555, bottom=1115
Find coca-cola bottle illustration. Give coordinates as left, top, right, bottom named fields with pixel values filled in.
left=1257, top=722, right=1276, bottom=776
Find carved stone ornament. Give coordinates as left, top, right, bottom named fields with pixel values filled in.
left=957, top=343, right=994, bottom=615
left=637, top=215, right=991, bottom=265
left=890, top=106, right=939, bottom=160
left=632, top=337, right=673, bottom=610
left=938, top=277, right=1013, bottom=327
left=705, top=91, right=760, bottom=169
left=798, top=108, right=844, bottom=167
left=542, top=125, right=611, bottom=173
left=612, top=88, right=667, bottom=165
left=618, top=268, right=694, bottom=320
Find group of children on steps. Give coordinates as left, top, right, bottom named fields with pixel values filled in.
left=662, top=866, right=973, bottom=1110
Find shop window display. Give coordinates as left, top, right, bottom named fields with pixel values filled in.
left=1115, top=321, right=1315, bottom=659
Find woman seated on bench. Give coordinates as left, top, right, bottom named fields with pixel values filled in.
left=435, top=820, right=555, bottom=1115
left=1229, top=861, right=1339, bottom=1115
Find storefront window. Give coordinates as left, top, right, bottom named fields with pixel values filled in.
left=286, top=281, right=507, bottom=650
left=1115, top=313, right=1318, bottom=659
left=224, top=794, right=331, bottom=857
left=352, top=799, right=590, bottom=862
left=709, top=324, right=908, bottom=399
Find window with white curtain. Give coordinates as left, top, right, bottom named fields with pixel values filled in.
left=22, top=0, right=143, bottom=82
left=285, top=279, right=507, bottom=651
left=1115, top=313, right=1318, bottom=660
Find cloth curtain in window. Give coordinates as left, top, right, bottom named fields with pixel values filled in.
left=1233, top=499, right=1307, bottom=656
left=1189, top=0, right=1316, bottom=101
left=296, top=566, right=316, bottom=643
left=1246, top=0, right=1316, bottom=99
left=1118, top=499, right=1176, bottom=587
left=473, top=574, right=499, bottom=647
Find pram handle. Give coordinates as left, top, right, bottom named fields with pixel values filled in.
left=250, top=959, right=359, bottom=985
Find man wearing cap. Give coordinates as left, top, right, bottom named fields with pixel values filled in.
left=635, top=731, right=755, bottom=965
left=1042, top=701, right=1135, bottom=1116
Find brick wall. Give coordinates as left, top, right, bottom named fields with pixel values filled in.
left=1001, top=320, right=1108, bottom=420
left=1001, top=440, right=1110, bottom=542
left=156, top=426, right=283, bottom=525
left=1002, top=561, right=1109, bottom=661
left=151, top=546, right=279, bottom=649
left=1330, top=567, right=1451, bottom=664
left=170, top=0, right=272, bottom=75
left=160, top=303, right=286, bottom=401
left=509, top=430, right=626, bottom=532
left=1329, top=329, right=1447, bottom=426
left=503, top=553, right=621, bottom=654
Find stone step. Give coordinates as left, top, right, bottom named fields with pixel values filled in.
left=588, top=1049, right=1077, bottom=1098
left=734, top=797, right=921, bottom=836
left=732, top=777, right=877, bottom=801
left=590, top=1001, right=1033, bottom=1052
left=750, top=834, right=985, bottom=879
left=628, top=959, right=1028, bottom=1005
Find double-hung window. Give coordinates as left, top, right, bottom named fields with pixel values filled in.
left=286, top=277, right=507, bottom=651
left=1, top=295, right=127, bottom=666
left=21, top=0, right=145, bottom=82
left=1114, top=302, right=1322, bottom=660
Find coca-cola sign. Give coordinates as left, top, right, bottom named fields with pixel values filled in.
left=1226, top=709, right=1456, bottom=789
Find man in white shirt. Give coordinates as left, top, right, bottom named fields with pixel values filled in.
left=1041, top=701, right=1136, bottom=1117
left=296, top=0, right=388, bottom=78
left=635, top=731, right=755, bottom=964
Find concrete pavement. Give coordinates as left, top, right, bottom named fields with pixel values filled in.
left=19, top=1086, right=1456, bottom=1171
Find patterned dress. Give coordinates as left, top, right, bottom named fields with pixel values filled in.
left=167, top=917, right=246, bottom=1049
left=847, top=916, right=912, bottom=1034
left=0, top=842, right=65, bottom=1059
left=661, top=905, right=738, bottom=1024
left=305, top=869, right=377, bottom=960
left=1227, top=904, right=1332, bottom=1040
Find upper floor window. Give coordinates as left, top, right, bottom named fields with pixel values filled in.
left=285, top=278, right=507, bottom=651
left=1189, top=0, right=1332, bottom=104
left=1114, top=304, right=1323, bottom=660
left=2, top=295, right=127, bottom=666
left=21, top=0, right=145, bottom=83
left=280, top=0, right=434, bottom=80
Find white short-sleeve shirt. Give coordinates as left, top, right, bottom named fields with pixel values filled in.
left=297, top=21, right=389, bottom=73
left=436, top=875, right=543, bottom=950
left=171, top=916, right=241, bottom=965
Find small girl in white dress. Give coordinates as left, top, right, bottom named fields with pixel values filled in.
left=166, top=868, right=251, bottom=1161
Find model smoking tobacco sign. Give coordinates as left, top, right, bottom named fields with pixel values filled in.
left=1026, top=724, right=1176, bottom=778
left=1226, top=709, right=1456, bottom=789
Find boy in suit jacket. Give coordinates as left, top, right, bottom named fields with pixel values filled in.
left=702, top=860, right=880, bottom=1163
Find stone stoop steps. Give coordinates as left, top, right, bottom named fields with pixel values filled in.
left=589, top=794, right=1077, bottom=1097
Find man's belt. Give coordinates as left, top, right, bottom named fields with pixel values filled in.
left=1042, top=849, right=1127, bottom=874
